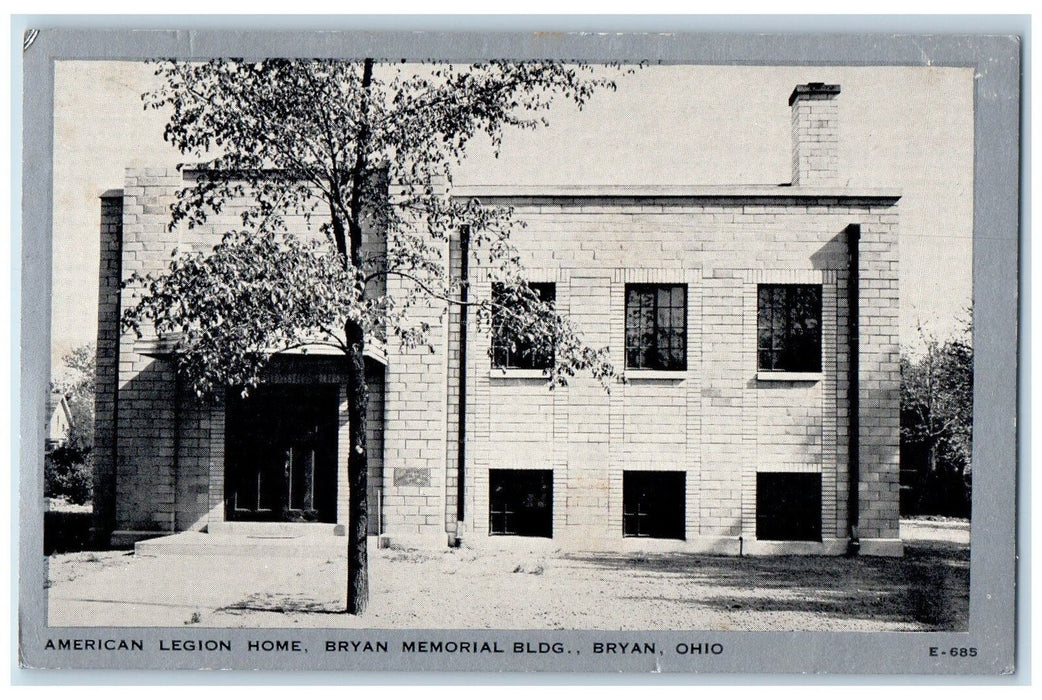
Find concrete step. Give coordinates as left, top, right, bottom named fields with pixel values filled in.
left=206, top=521, right=345, bottom=537
left=134, top=531, right=351, bottom=558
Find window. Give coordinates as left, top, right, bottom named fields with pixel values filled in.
left=623, top=471, right=686, bottom=539
left=755, top=473, right=822, bottom=541
left=625, top=284, right=687, bottom=370
left=492, top=282, right=556, bottom=370
left=757, top=284, right=822, bottom=373
left=488, top=469, right=553, bottom=537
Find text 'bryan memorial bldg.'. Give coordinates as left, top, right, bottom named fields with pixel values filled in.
left=92, top=83, right=903, bottom=556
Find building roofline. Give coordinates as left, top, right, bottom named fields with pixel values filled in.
left=172, top=167, right=901, bottom=201
left=450, top=184, right=901, bottom=200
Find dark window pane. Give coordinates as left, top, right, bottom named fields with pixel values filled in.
left=623, top=471, right=686, bottom=539
left=755, top=473, right=822, bottom=541
left=625, top=284, right=687, bottom=370
left=657, top=305, right=670, bottom=330
left=489, top=470, right=553, bottom=538
left=657, top=286, right=670, bottom=308
left=756, top=284, right=822, bottom=372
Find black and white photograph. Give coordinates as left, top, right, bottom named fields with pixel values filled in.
left=17, top=27, right=1019, bottom=674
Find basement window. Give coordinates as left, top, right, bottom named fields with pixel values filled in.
left=755, top=472, right=822, bottom=541
left=625, top=284, right=687, bottom=371
left=492, top=283, right=556, bottom=370
left=623, top=471, right=686, bottom=539
left=757, top=284, right=822, bottom=373
left=489, top=469, right=553, bottom=538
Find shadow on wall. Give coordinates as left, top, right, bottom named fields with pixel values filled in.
left=110, top=358, right=179, bottom=533
left=809, top=229, right=849, bottom=272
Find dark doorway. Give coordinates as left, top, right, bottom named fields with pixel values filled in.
left=225, top=385, right=339, bottom=523
left=489, top=469, right=553, bottom=538
left=756, top=472, right=822, bottom=541
left=623, top=471, right=686, bottom=539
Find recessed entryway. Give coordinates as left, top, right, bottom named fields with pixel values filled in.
left=225, top=385, right=339, bottom=523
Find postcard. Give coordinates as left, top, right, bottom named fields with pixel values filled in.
left=18, top=26, right=1020, bottom=674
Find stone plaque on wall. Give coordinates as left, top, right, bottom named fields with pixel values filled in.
left=394, top=467, right=431, bottom=487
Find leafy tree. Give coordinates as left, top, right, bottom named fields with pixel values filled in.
left=47, top=343, right=97, bottom=505
left=900, top=318, right=973, bottom=516
left=45, top=446, right=93, bottom=505
left=51, top=343, right=96, bottom=448
left=122, top=59, right=623, bottom=613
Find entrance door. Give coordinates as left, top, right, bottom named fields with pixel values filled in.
left=225, top=385, right=338, bottom=522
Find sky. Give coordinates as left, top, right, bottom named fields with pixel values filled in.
left=50, top=61, right=974, bottom=372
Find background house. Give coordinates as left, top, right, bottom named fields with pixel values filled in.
left=45, top=392, right=74, bottom=453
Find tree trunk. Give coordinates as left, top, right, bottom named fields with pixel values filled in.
left=343, top=57, right=375, bottom=615
left=345, top=320, right=369, bottom=614
left=918, top=441, right=939, bottom=514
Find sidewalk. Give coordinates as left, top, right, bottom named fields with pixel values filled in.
left=45, top=519, right=969, bottom=631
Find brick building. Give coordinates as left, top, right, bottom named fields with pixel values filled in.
left=93, top=82, right=903, bottom=556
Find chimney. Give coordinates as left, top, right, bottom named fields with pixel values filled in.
left=789, top=83, right=841, bottom=187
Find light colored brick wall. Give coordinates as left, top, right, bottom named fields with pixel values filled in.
left=443, top=235, right=461, bottom=531
left=100, top=165, right=899, bottom=551
left=459, top=194, right=899, bottom=548
left=856, top=213, right=901, bottom=540
left=107, top=168, right=390, bottom=537
left=92, top=192, right=124, bottom=539
left=791, top=93, right=840, bottom=187
left=175, top=390, right=221, bottom=531
left=116, top=168, right=183, bottom=532
left=378, top=211, right=449, bottom=542
left=364, top=364, right=386, bottom=535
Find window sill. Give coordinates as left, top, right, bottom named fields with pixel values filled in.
left=624, top=369, right=688, bottom=380
left=756, top=371, right=823, bottom=382
left=488, top=368, right=548, bottom=379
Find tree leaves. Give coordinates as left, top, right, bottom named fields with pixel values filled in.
left=50, top=343, right=97, bottom=450
left=128, top=58, right=623, bottom=397
left=900, top=318, right=973, bottom=482
left=122, top=229, right=372, bottom=397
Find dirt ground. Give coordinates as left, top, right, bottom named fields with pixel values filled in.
left=45, top=518, right=968, bottom=631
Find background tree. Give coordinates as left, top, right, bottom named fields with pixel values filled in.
left=900, top=316, right=973, bottom=517
left=122, top=59, right=623, bottom=614
left=52, top=343, right=96, bottom=446
left=47, top=343, right=96, bottom=505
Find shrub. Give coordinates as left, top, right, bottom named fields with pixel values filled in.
left=45, top=444, right=93, bottom=505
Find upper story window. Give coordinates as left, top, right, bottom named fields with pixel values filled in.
left=757, top=284, right=822, bottom=373
left=491, top=282, right=556, bottom=370
left=625, top=284, right=687, bottom=371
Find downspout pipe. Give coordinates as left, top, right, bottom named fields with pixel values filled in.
left=171, top=370, right=181, bottom=533
left=455, top=221, right=472, bottom=539
left=846, top=223, right=861, bottom=555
